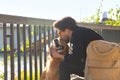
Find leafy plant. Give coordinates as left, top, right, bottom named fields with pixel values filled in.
left=82, top=0, right=120, bottom=26
left=83, top=0, right=103, bottom=23
left=105, top=7, right=120, bottom=26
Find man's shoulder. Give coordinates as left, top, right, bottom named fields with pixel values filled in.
left=74, top=26, right=92, bottom=33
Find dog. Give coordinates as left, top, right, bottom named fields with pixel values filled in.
left=40, top=38, right=69, bottom=80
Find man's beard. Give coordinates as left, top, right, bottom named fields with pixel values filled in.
left=62, top=36, right=70, bottom=43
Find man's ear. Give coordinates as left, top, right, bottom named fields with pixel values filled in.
left=65, top=29, right=72, bottom=36
left=65, top=29, right=69, bottom=33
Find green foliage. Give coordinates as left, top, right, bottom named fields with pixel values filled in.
left=0, top=72, right=4, bottom=79
left=105, top=7, right=120, bottom=26
left=82, top=0, right=120, bottom=27
left=1, top=44, right=10, bottom=51
left=0, top=69, right=41, bottom=80
left=83, top=0, right=103, bottom=23
left=14, top=70, right=40, bottom=80
left=20, top=39, right=31, bottom=52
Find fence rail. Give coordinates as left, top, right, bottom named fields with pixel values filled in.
left=1, top=22, right=57, bottom=80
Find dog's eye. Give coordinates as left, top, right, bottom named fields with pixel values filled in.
left=54, top=39, right=61, bottom=47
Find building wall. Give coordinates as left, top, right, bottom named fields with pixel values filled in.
left=102, top=30, right=120, bottom=43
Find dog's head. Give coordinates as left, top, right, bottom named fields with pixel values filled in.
left=52, top=38, right=69, bottom=55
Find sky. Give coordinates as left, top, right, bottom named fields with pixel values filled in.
left=0, top=0, right=120, bottom=22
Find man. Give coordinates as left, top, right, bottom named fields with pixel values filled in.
left=50, top=16, right=104, bottom=80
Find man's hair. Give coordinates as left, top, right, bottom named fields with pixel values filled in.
left=53, top=16, right=77, bottom=31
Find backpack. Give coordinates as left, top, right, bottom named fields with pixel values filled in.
left=85, top=40, right=120, bottom=80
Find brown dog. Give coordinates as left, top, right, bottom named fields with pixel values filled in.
left=40, top=38, right=69, bottom=80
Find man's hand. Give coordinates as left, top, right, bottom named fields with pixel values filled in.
left=49, top=46, right=64, bottom=60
